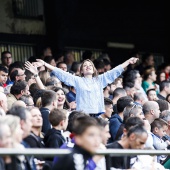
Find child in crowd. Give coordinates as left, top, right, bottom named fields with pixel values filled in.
left=44, top=108, right=68, bottom=149
left=25, top=57, right=138, bottom=115
left=52, top=116, right=103, bottom=170
left=151, top=118, right=170, bottom=163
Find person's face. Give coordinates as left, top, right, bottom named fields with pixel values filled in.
left=127, top=87, right=136, bottom=98
left=105, top=64, right=111, bottom=71
left=147, top=90, right=157, bottom=101
left=75, top=126, right=101, bottom=153
left=58, top=63, right=67, bottom=72
left=26, top=97, right=34, bottom=109
left=164, top=66, right=170, bottom=74
left=0, top=71, right=8, bottom=84
left=105, top=104, right=113, bottom=118
left=56, top=89, right=66, bottom=106
left=21, top=111, right=32, bottom=139
left=135, top=108, right=145, bottom=120
left=147, top=56, right=154, bottom=66
left=155, top=125, right=168, bottom=138
left=129, top=133, right=148, bottom=149
left=50, top=59, right=56, bottom=67
left=160, top=72, right=166, bottom=82
left=2, top=53, right=12, bottom=67
left=81, top=61, right=94, bottom=76
left=13, top=124, right=23, bottom=143
left=116, top=80, right=123, bottom=88
left=17, top=69, right=26, bottom=81
left=153, top=103, right=160, bottom=119
left=0, top=124, right=12, bottom=148
left=31, top=108, right=42, bottom=128
left=149, top=71, right=157, bottom=82
left=101, top=124, right=111, bottom=145
left=23, top=85, right=30, bottom=96
left=27, top=75, right=36, bottom=86
left=165, top=84, right=170, bottom=94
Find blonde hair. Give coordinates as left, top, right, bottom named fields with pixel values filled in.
left=80, top=59, right=98, bottom=77
left=39, top=70, right=50, bottom=85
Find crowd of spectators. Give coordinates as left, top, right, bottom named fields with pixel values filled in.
left=0, top=48, right=170, bottom=170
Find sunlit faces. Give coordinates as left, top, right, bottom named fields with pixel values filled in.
left=75, top=126, right=101, bottom=153
left=105, top=104, right=113, bottom=118
left=0, top=71, right=8, bottom=84
left=129, top=132, right=148, bottom=149
left=81, top=61, right=94, bottom=76
left=56, top=89, right=66, bottom=106
left=30, top=108, right=42, bottom=128
left=100, top=124, right=111, bottom=145
left=147, top=90, right=157, bottom=101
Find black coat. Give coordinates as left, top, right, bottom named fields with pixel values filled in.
left=52, top=144, right=93, bottom=170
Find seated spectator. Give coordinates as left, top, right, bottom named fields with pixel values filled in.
left=99, top=97, right=113, bottom=121
left=156, top=99, right=170, bottom=113
left=135, top=52, right=155, bottom=75
left=1, top=51, right=12, bottom=69
left=0, top=92, right=8, bottom=116
left=134, top=92, right=147, bottom=106
left=7, top=80, right=30, bottom=109
left=123, top=102, right=145, bottom=123
left=146, top=88, right=158, bottom=101
left=70, top=61, right=81, bottom=76
left=12, top=100, right=26, bottom=108
left=107, top=124, right=148, bottom=169
left=166, top=94, right=170, bottom=103
left=19, top=95, right=34, bottom=109
left=151, top=118, right=170, bottom=163
left=39, top=90, right=58, bottom=134
left=123, top=82, right=136, bottom=99
left=52, top=116, right=101, bottom=170
left=44, top=108, right=68, bottom=149
left=109, top=96, right=133, bottom=143
left=157, top=80, right=170, bottom=100
left=66, top=86, right=76, bottom=103
left=142, top=66, right=158, bottom=93
left=112, top=87, right=127, bottom=114
left=0, top=65, right=8, bottom=87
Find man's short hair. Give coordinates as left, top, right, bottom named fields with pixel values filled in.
left=127, top=124, right=147, bottom=137
left=151, top=118, right=168, bottom=132
left=57, top=62, right=67, bottom=68
left=0, top=65, right=8, bottom=73
left=124, top=117, right=144, bottom=132
left=112, top=88, right=126, bottom=98
left=41, top=90, right=57, bottom=107
left=72, top=116, right=98, bottom=135
left=156, top=99, right=169, bottom=112
left=10, top=80, right=27, bottom=95
left=159, top=80, right=170, bottom=92
left=104, top=97, right=113, bottom=106
left=6, top=106, right=28, bottom=121
left=1, top=51, right=11, bottom=60
left=49, top=108, right=67, bottom=127
left=146, top=88, right=156, bottom=96
left=117, top=96, right=134, bottom=113
left=95, top=117, right=108, bottom=128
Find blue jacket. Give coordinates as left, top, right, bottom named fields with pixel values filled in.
left=109, top=114, right=123, bottom=142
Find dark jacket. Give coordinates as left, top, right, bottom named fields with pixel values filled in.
left=44, top=128, right=65, bottom=148
left=52, top=144, right=96, bottom=170
left=39, top=107, right=51, bottom=134
left=109, top=113, right=123, bottom=143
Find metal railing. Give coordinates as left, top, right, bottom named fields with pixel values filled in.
left=0, top=148, right=169, bottom=170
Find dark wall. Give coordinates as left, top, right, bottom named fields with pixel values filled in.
left=44, top=1, right=167, bottom=61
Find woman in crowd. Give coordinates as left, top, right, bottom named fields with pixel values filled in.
left=25, top=57, right=138, bottom=115
left=142, top=66, right=159, bottom=93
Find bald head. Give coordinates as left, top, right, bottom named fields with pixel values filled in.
left=143, top=101, right=160, bottom=123
left=12, top=100, right=26, bottom=108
